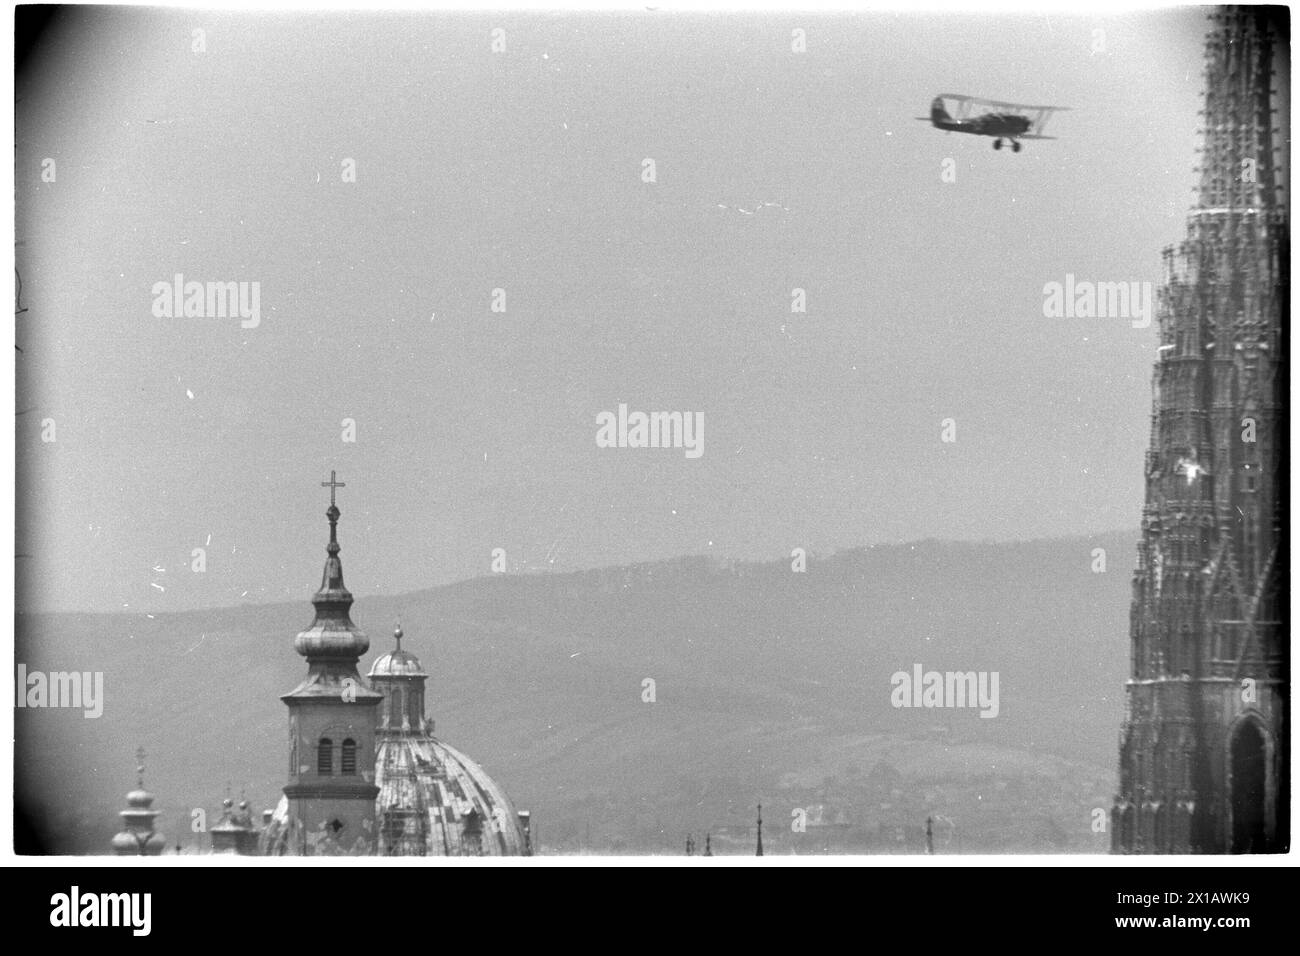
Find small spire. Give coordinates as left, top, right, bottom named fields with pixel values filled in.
left=320, top=470, right=346, bottom=573
left=394, top=621, right=403, bottom=652
left=704, top=833, right=712, bottom=856
left=307, top=470, right=356, bottom=624
left=756, top=804, right=763, bottom=857
left=294, top=471, right=370, bottom=662
left=135, top=746, right=146, bottom=789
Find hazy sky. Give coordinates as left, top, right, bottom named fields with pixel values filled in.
left=17, top=8, right=1209, bottom=613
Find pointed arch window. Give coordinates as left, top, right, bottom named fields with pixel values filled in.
left=317, top=738, right=334, bottom=775
left=341, top=738, right=357, bottom=775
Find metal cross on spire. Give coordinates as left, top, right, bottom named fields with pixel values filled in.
left=321, top=470, right=346, bottom=507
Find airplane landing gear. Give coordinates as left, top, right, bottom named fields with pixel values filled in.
left=1011, top=140, right=1022, bottom=153
left=993, top=138, right=1003, bottom=150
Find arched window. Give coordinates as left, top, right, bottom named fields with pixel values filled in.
left=341, top=738, right=357, bottom=775
left=1230, top=720, right=1267, bottom=852
left=317, top=738, right=333, bottom=775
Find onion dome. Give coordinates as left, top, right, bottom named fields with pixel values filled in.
left=111, top=750, right=166, bottom=855
left=283, top=472, right=383, bottom=707
left=294, top=471, right=369, bottom=662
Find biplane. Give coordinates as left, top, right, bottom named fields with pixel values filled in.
left=917, top=94, right=1069, bottom=152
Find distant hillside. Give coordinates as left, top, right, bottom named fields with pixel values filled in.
left=15, top=531, right=1136, bottom=855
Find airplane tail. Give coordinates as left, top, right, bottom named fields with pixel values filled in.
left=931, top=96, right=951, bottom=124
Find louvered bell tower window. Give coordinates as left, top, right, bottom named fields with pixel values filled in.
left=317, top=738, right=333, bottom=775
left=341, top=738, right=357, bottom=775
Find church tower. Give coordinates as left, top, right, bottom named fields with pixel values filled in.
left=278, top=471, right=384, bottom=855
left=1113, top=7, right=1288, bottom=853
left=110, top=748, right=166, bottom=856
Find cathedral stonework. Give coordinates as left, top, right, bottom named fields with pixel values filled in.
left=1113, top=7, right=1288, bottom=854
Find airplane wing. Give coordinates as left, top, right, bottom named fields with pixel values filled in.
left=1028, top=106, right=1068, bottom=136
left=932, top=94, right=976, bottom=120
left=938, top=94, right=1072, bottom=112
left=935, top=94, right=1070, bottom=127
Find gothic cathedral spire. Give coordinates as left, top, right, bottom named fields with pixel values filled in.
left=1113, top=6, right=1287, bottom=854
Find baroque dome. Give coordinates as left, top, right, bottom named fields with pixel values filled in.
left=368, top=624, right=530, bottom=855
left=373, top=733, right=529, bottom=856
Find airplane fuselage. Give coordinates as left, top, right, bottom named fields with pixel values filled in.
left=933, top=113, right=1032, bottom=138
